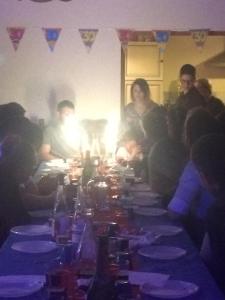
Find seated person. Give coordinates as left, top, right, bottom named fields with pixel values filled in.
left=40, top=100, right=84, bottom=160
left=168, top=108, right=222, bottom=247
left=148, top=138, right=186, bottom=205
left=192, top=134, right=225, bottom=292
left=176, top=64, right=206, bottom=111
left=0, top=136, right=54, bottom=245
left=195, top=78, right=225, bottom=116
left=116, top=130, right=143, bottom=165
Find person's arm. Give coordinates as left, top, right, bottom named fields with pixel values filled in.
left=39, top=126, right=59, bottom=161
left=168, top=162, right=200, bottom=219
left=19, top=185, right=55, bottom=210
left=39, top=144, right=58, bottom=161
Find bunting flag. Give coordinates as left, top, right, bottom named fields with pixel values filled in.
left=79, top=29, right=98, bottom=53
left=135, top=31, right=155, bottom=42
left=42, top=28, right=61, bottom=52
left=153, top=31, right=170, bottom=52
left=7, top=27, right=25, bottom=51
left=191, top=29, right=209, bottom=51
left=117, top=29, right=134, bottom=51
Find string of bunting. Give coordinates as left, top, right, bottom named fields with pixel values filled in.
left=5, top=27, right=215, bottom=53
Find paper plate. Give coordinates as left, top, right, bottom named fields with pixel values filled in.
left=138, top=246, right=186, bottom=260
left=145, top=225, right=183, bottom=237
left=11, top=225, right=51, bottom=236
left=11, top=241, right=57, bottom=254
left=134, top=207, right=167, bottom=217
left=0, top=275, right=45, bottom=298
left=141, top=280, right=199, bottom=299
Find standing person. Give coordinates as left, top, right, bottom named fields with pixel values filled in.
left=195, top=78, right=225, bottom=116
left=40, top=100, right=85, bottom=161
left=121, top=78, right=158, bottom=141
left=192, top=134, right=225, bottom=292
left=176, top=64, right=206, bottom=111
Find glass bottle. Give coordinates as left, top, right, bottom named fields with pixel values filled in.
left=87, top=235, right=117, bottom=300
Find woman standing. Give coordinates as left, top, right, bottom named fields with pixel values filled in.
left=121, top=78, right=158, bottom=140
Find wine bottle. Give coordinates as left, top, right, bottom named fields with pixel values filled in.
left=87, top=235, right=117, bottom=300
left=82, top=151, right=94, bottom=187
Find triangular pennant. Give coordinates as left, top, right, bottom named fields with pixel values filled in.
left=191, top=29, right=209, bottom=51
left=79, top=29, right=98, bottom=53
left=153, top=31, right=170, bottom=52
left=43, top=28, right=62, bottom=52
left=117, top=29, right=133, bottom=51
left=7, top=27, right=25, bottom=51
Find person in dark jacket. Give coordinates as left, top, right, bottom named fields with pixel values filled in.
left=176, top=64, right=206, bottom=111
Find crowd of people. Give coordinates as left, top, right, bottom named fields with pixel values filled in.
left=0, top=63, right=225, bottom=292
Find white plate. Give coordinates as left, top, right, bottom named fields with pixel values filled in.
left=11, top=225, right=51, bottom=236
left=145, top=225, right=183, bottom=237
left=134, top=207, right=167, bottom=217
left=0, top=275, right=45, bottom=298
left=132, top=198, right=158, bottom=207
left=141, top=280, right=199, bottom=299
left=11, top=241, right=57, bottom=254
left=138, top=246, right=186, bottom=260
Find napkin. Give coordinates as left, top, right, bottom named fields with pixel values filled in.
left=128, top=271, right=170, bottom=288
left=129, top=233, right=156, bottom=249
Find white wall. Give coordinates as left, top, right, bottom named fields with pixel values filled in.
left=0, top=0, right=225, bottom=122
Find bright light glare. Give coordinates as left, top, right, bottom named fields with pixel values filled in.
left=104, top=114, right=119, bottom=157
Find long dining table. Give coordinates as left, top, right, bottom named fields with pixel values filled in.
left=0, top=179, right=224, bottom=299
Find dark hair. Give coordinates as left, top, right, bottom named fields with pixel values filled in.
left=0, top=102, right=25, bottom=124
left=0, top=117, right=43, bottom=152
left=148, top=138, right=186, bottom=196
left=57, top=100, right=74, bottom=111
left=130, top=78, right=150, bottom=102
left=180, top=64, right=196, bottom=79
left=184, top=107, right=222, bottom=148
left=191, top=133, right=225, bottom=189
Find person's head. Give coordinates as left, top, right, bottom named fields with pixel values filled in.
left=130, top=78, right=150, bottom=104
left=148, top=138, right=186, bottom=196
left=195, top=78, right=212, bottom=99
left=179, top=64, right=196, bottom=94
left=184, top=107, right=222, bottom=150
left=142, top=107, right=168, bottom=146
left=0, top=117, right=43, bottom=154
left=0, top=102, right=25, bottom=124
left=192, top=134, right=225, bottom=194
left=57, top=100, right=75, bottom=124
left=0, top=135, right=36, bottom=184
left=167, top=105, right=187, bottom=142
left=120, top=130, right=141, bottom=153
